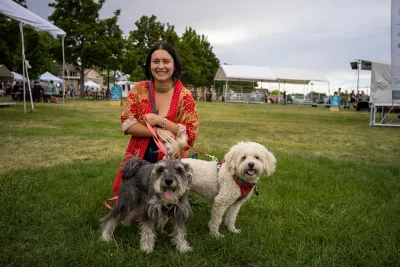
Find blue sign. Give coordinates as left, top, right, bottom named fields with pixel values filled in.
left=110, top=85, right=122, bottom=101
left=330, top=95, right=340, bottom=108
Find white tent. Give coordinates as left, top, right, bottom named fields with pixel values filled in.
left=214, top=65, right=329, bottom=84
left=369, top=61, right=392, bottom=104
left=0, top=0, right=66, bottom=113
left=214, top=65, right=329, bottom=103
left=84, top=80, right=100, bottom=89
left=39, top=71, right=64, bottom=84
left=11, top=71, right=28, bottom=82
left=214, top=65, right=277, bottom=82
left=362, top=60, right=400, bottom=127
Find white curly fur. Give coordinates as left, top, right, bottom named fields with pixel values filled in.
left=182, top=141, right=276, bottom=237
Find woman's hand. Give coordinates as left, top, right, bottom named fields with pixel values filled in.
left=157, top=128, right=176, bottom=143
left=144, top=113, right=161, bottom=127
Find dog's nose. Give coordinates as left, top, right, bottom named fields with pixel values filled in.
left=248, top=162, right=254, bottom=168
left=165, top=177, right=173, bottom=185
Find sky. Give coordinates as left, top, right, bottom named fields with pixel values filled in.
left=25, top=0, right=392, bottom=95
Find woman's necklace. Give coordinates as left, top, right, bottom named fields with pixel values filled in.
left=154, top=82, right=174, bottom=93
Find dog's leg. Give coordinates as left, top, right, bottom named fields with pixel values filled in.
left=209, top=196, right=235, bottom=237
left=140, top=220, right=156, bottom=253
left=224, top=202, right=243, bottom=233
left=101, top=213, right=120, bottom=242
left=171, top=220, right=192, bottom=253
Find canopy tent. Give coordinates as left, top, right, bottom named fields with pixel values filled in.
left=214, top=65, right=277, bottom=82
left=359, top=60, right=400, bottom=127
left=39, top=71, right=64, bottom=84
left=368, top=61, right=392, bottom=104
left=0, top=65, right=13, bottom=78
left=84, top=80, right=100, bottom=89
left=0, top=0, right=66, bottom=113
left=11, top=71, right=28, bottom=82
left=214, top=65, right=329, bottom=103
left=214, top=65, right=329, bottom=84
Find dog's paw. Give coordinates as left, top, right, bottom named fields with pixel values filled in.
left=228, top=227, right=241, bottom=234
left=210, top=231, right=224, bottom=238
left=177, top=244, right=192, bottom=253
left=140, top=243, right=154, bottom=253
left=101, top=233, right=113, bottom=242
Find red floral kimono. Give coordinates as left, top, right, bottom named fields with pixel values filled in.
left=112, top=80, right=199, bottom=195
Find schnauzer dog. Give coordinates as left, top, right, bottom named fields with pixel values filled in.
left=101, top=157, right=193, bottom=253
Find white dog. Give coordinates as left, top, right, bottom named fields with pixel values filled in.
left=182, top=141, right=276, bottom=237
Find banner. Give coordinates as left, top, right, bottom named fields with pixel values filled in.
left=110, top=85, right=122, bottom=101
left=391, top=0, right=400, bottom=102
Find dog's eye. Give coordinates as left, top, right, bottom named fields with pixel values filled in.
left=255, top=156, right=259, bottom=160
left=242, top=156, right=246, bottom=161
left=157, top=167, right=165, bottom=173
left=175, top=167, right=183, bottom=173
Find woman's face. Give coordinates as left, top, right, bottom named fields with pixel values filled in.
left=150, top=49, right=174, bottom=83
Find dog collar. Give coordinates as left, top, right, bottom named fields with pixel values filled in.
left=233, top=175, right=256, bottom=200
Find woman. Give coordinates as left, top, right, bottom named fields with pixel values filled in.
left=112, top=41, right=199, bottom=195
left=42, top=80, right=53, bottom=103
left=32, top=80, right=43, bottom=102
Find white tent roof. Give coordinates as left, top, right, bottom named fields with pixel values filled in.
left=11, top=71, right=28, bottom=82
left=214, top=65, right=329, bottom=84
left=39, top=71, right=64, bottom=83
left=271, top=67, right=329, bottom=84
left=84, top=80, right=100, bottom=88
left=0, top=0, right=66, bottom=36
left=215, top=65, right=277, bottom=82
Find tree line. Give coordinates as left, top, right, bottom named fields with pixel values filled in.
left=0, top=0, right=220, bottom=97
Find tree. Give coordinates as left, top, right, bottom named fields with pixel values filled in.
left=178, top=27, right=219, bottom=96
left=48, top=0, right=123, bottom=97
left=122, top=15, right=171, bottom=81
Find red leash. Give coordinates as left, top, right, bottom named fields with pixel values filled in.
left=144, top=119, right=168, bottom=156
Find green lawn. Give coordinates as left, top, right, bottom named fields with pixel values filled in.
left=0, top=99, right=399, bottom=266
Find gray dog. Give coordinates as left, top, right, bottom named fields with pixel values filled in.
left=101, top=157, right=193, bottom=253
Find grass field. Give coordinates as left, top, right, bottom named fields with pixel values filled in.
left=1, top=99, right=399, bottom=266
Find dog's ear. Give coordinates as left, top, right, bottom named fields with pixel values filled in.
left=122, top=157, right=147, bottom=180
left=261, top=149, right=277, bottom=177
left=182, top=162, right=193, bottom=184
left=224, top=146, right=239, bottom=173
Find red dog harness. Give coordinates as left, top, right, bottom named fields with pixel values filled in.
left=233, top=175, right=255, bottom=200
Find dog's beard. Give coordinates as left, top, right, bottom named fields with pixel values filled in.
left=154, top=176, right=188, bottom=205
left=237, top=159, right=262, bottom=181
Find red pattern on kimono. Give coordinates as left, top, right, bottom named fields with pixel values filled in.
left=112, top=80, right=199, bottom=195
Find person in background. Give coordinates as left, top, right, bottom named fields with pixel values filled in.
left=42, top=80, right=53, bottom=103
left=6, top=80, right=12, bottom=97
left=111, top=41, right=199, bottom=196
left=350, top=90, right=356, bottom=108
left=12, top=81, right=21, bottom=100
left=283, top=90, right=287, bottom=105
left=70, top=84, right=75, bottom=98
left=32, top=80, right=43, bottom=102
left=50, top=81, right=59, bottom=103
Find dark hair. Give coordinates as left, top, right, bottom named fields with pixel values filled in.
left=144, top=41, right=182, bottom=80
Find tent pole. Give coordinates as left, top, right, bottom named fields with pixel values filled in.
left=20, top=22, right=34, bottom=114
left=62, top=35, right=66, bottom=110
left=20, top=22, right=26, bottom=114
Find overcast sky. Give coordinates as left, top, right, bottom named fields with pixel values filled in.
left=25, top=0, right=391, bottom=94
